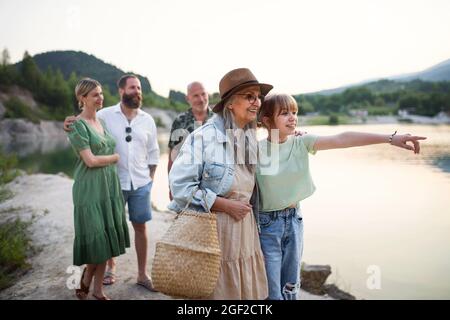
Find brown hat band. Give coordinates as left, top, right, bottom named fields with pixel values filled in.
left=221, top=80, right=260, bottom=99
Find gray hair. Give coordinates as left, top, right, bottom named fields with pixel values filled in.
left=220, top=97, right=257, bottom=172
left=187, top=81, right=205, bottom=94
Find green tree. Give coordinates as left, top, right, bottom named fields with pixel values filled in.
left=328, top=114, right=339, bottom=125
left=398, top=93, right=421, bottom=113
left=0, top=48, right=20, bottom=86
left=36, top=67, right=72, bottom=119
left=19, top=51, right=43, bottom=93
left=169, top=90, right=186, bottom=104
left=66, top=71, right=79, bottom=114
left=420, top=93, right=444, bottom=116
left=101, top=85, right=118, bottom=109
left=1, top=48, right=10, bottom=66
left=374, top=96, right=386, bottom=107
left=322, top=95, right=341, bottom=114
left=443, top=94, right=450, bottom=113
left=4, top=97, right=40, bottom=123
left=209, top=92, right=220, bottom=105
left=0, top=65, right=19, bottom=86
left=342, top=87, right=374, bottom=106
left=295, top=96, right=315, bottom=114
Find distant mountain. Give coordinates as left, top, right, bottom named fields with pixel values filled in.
left=307, top=58, right=450, bottom=96
left=16, top=50, right=152, bottom=94
left=391, top=58, right=450, bottom=82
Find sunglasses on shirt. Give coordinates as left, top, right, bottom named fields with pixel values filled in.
left=126, top=127, right=132, bottom=142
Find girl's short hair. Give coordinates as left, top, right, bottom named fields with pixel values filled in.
left=258, top=93, right=298, bottom=129
left=75, top=78, right=101, bottom=109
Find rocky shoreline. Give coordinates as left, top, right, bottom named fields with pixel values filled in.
left=0, top=174, right=354, bottom=300
left=0, top=119, right=64, bottom=142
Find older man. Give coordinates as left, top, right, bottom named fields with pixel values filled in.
left=167, top=81, right=213, bottom=174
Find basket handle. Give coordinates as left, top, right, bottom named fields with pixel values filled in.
left=182, top=187, right=213, bottom=215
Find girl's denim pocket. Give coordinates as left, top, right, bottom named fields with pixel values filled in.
left=259, top=212, right=276, bottom=228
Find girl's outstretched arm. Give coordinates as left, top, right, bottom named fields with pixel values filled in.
left=313, top=132, right=427, bottom=154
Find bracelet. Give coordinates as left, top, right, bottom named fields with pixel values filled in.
left=388, top=130, right=397, bottom=144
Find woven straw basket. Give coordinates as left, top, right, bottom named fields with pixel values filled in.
left=151, top=209, right=221, bottom=298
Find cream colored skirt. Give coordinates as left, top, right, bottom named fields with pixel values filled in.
left=208, top=210, right=268, bottom=300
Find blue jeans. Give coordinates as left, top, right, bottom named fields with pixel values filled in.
left=259, top=207, right=304, bottom=300
left=122, top=181, right=152, bottom=224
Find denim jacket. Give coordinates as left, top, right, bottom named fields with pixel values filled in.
left=168, top=115, right=261, bottom=230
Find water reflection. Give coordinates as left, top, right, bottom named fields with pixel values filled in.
left=431, top=156, right=450, bottom=173
left=1, top=136, right=75, bottom=175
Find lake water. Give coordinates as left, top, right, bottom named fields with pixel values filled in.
left=2, top=124, right=449, bottom=299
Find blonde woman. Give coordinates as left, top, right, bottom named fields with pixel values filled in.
left=68, top=78, right=130, bottom=300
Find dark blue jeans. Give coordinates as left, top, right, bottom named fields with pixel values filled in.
left=259, top=207, right=304, bottom=300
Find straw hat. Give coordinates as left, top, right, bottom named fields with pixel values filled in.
left=213, top=68, right=273, bottom=113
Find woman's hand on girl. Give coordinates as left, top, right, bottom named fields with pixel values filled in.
left=226, top=199, right=253, bottom=221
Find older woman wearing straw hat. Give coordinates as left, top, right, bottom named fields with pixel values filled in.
left=168, top=68, right=272, bottom=299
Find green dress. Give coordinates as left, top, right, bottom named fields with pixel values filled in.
left=68, top=118, right=130, bottom=266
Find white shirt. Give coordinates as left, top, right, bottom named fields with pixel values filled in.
left=97, top=103, right=160, bottom=191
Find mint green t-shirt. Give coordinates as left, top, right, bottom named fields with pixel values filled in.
left=256, top=134, right=318, bottom=212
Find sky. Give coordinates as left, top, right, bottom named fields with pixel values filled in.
left=1, top=0, right=450, bottom=97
